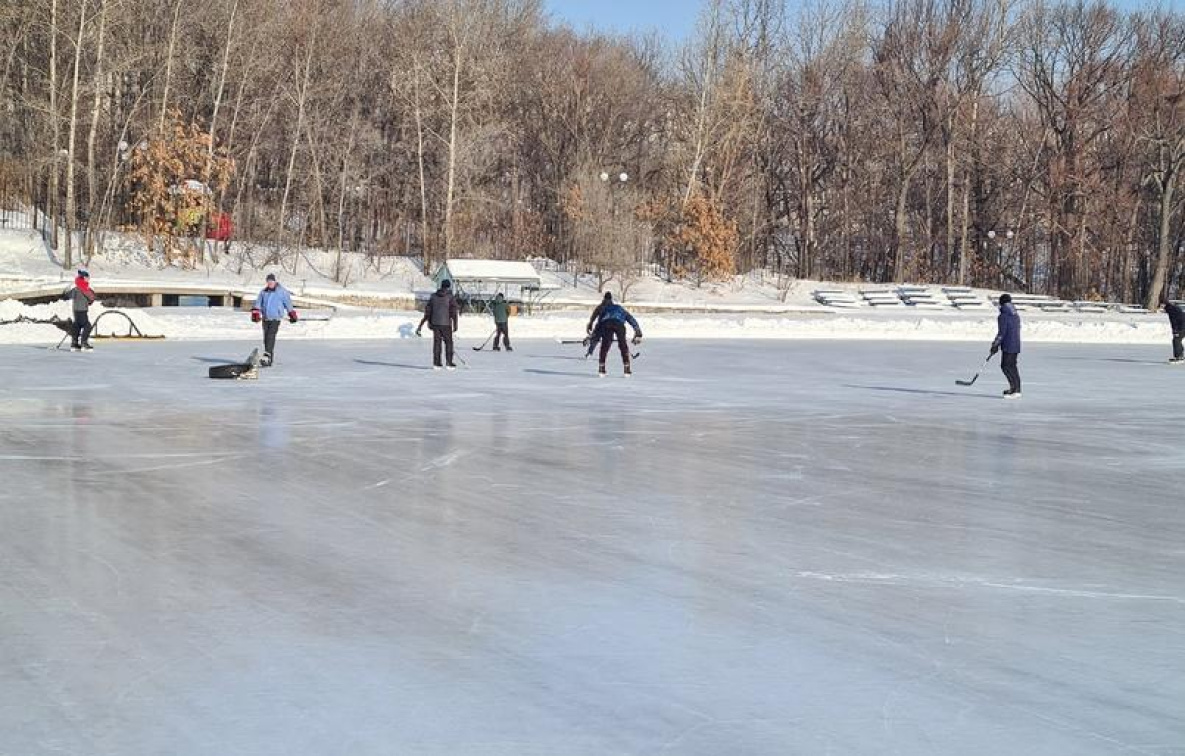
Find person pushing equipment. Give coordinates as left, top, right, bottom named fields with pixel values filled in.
left=251, top=273, right=298, bottom=367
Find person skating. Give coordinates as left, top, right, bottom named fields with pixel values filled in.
left=991, top=293, right=1022, bottom=398
left=586, top=292, right=642, bottom=376
left=491, top=293, right=512, bottom=351
left=251, top=273, right=298, bottom=367
left=417, top=279, right=460, bottom=369
left=1164, top=296, right=1184, bottom=364
left=67, top=268, right=96, bottom=351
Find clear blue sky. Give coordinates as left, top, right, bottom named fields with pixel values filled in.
left=544, top=0, right=701, bottom=40
left=545, top=0, right=1181, bottom=41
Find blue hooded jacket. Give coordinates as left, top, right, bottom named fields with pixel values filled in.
left=256, top=285, right=294, bottom=321
left=993, top=303, right=1021, bottom=354
left=595, top=303, right=641, bottom=333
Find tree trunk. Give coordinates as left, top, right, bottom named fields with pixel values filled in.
left=1146, top=175, right=1177, bottom=310
left=893, top=170, right=911, bottom=282
left=157, top=0, right=183, bottom=132
left=444, top=44, right=462, bottom=259
left=945, top=114, right=956, bottom=279
left=49, top=0, right=60, bottom=255
left=412, top=61, right=431, bottom=270
left=63, top=0, right=87, bottom=269
left=273, top=39, right=315, bottom=266
left=84, top=0, right=107, bottom=259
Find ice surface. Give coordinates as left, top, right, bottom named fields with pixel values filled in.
left=1, top=339, right=1183, bottom=756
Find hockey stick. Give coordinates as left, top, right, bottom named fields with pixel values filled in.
left=956, top=353, right=995, bottom=387
left=473, top=329, right=497, bottom=351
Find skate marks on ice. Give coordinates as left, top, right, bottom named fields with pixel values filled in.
left=792, top=571, right=1185, bottom=605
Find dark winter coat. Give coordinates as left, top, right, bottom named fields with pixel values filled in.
left=68, top=276, right=95, bottom=313
left=425, top=289, right=459, bottom=329
left=993, top=302, right=1021, bottom=354
left=1166, top=301, right=1185, bottom=334
left=490, top=299, right=510, bottom=324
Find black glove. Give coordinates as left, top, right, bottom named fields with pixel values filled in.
left=632, top=334, right=642, bottom=345
left=990, top=344, right=1000, bottom=356
left=582, top=337, right=590, bottom=347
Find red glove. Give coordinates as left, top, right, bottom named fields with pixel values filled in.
left=288, top=310, right=298, bottom=324
left=251, top=309, right=261, bottom=323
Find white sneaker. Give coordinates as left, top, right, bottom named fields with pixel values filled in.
left=1004, top=392, right=1022, bottom=400
left=1169, top=359, right=1184, bottom=365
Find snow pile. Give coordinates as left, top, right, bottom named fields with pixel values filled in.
left=0, top=299, right=165, bottom=343
left=0, top=297, right=1168, bottom=346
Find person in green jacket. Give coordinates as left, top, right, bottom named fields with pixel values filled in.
left=491, top=292, right=512, bottom=351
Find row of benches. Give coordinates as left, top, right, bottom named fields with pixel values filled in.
left=814, top=287, right=1153, bottom=314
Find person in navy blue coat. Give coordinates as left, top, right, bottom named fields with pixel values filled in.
left=990, top=293, right=1022, bottom=398
left=586, top=293, right=642, bottom=376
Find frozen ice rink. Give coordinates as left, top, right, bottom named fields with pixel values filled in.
left=1, top=339, right=1182, bottom=756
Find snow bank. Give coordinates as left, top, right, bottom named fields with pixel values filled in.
left=0, top=298, right=1170, bottom=346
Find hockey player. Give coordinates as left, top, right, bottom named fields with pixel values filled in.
left=991, top=293, right=1022, bottom=398
left=417, top=279, right=460, bottom=369
left=491, top=293, right=512, bottom=351
left=585, top=292, right=642, bottom=376
left=66, top=268, right=96, bottom=351
left=1164, top=296, right=1184, bottom=364
left=251, top=273, right=298, bottom=367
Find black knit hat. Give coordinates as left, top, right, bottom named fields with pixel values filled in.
left=999, top=293, right=1012, bottom=305
left=603, top=292, right=613, bottom=302
left=441, top=279, right=452, bottom=289
left=266, top=273, right=277, bottom=282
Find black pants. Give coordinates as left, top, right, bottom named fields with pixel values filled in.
left=433, top=325, right=455, bottom=366
left=71, top=311, right=92, bottom=346
left=1173, top=332, right=1183, bottom=360
left=262, top=320, right=281, bottom=359
left=1001, top=351, right=1021, bottom=393
left=598, top=321, right=631, bottom=366
left=494, top=322, right=511, bottom=349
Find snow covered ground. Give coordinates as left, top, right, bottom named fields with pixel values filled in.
left=1, top=339, right=1182, bottom=755
left=2, top=223, right=1175, bottom=347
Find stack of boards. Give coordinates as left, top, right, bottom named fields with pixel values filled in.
left=209, top=348, right=261, bottom=380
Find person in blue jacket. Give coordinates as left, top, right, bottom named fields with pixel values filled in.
left=585, top=292, right=642, bottom=376
left=251, top=273, right=297, bottom=367
left=990, top=293, right=1021, bottom=398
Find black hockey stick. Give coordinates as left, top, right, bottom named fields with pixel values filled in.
left=956, top=352, right=995, bottom=387
left=473, top=329, right=497, bottom=351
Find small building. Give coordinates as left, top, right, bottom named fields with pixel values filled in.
left=430, top=259, right=556, bottom=314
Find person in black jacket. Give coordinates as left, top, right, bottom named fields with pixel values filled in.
left=417, top=280, right=460, bottom=369
left=1165, top=296, right=1184, bottom=364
